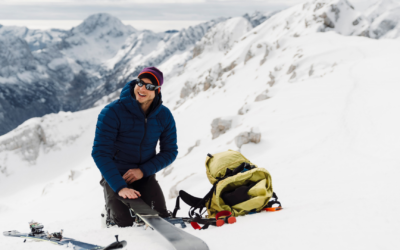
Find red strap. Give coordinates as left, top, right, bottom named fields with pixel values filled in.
left=191, top=222, right=201, bottom=230
left=215, top=210, right=232, bottom=220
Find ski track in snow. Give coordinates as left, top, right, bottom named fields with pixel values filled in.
left=1, top=0, right=400, bottom=249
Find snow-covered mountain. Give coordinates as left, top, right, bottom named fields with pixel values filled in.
left=366, top=0, right=400, bottom=38
left=1, top=0, right=400, bottom=249
left=3, top=0, right=400, bottom=137
left=0, top=13, right=137, bottom=136
left=0, top=25, right=67, bottom=51
left=0, top=12, right=276, bottom=136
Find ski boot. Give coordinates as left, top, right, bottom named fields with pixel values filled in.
left=101, top=205, right=116, bottom=228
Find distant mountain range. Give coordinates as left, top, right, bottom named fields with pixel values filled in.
left=0, top=0, right=399, bottom=136
left=0, top=12, right=275, bottom=136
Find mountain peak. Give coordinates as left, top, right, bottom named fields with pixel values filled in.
left=243, top=11, right=268, bottom=28
left=74, top=13, right=136, bottom=36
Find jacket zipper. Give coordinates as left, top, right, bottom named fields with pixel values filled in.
left=137, top=97, right=161, bottom=164
left=139, top=118, right=147, bottom=163
left=112, top=149, right=119, bottom=160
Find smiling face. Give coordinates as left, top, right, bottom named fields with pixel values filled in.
left=134, top=78, right=156, bottom=105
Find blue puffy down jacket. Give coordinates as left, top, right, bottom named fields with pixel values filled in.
left=91, top=81, right=178, bottom=193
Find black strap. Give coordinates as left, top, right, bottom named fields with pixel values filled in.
left=265, top=192, right=282, bottom=208
left=172, top=196, right=180, bottom=218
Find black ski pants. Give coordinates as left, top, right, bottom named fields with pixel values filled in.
left=100, top=174, right=168, bottom=227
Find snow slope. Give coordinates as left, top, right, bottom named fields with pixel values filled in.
left=1, top=0, right=400, bottom=249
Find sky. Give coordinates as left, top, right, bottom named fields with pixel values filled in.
left=0, top=0, right=290, bottom=20
left=0, top=0, right=380, bottom=31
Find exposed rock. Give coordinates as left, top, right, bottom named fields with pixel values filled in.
left=287, top=64, right=296, bottom=74
left=203, top=81, right=211, bottom=91
left=238, top=104, right=251, bottom=115
left=314, top=2, right=325, bottom=12
left=180, top=81, right=197, bottom=99
left=260, top=46, right=270, bottom=65
left=185, top=140, right=201, bottom=156
left=353, top=17, right=361, bottom=26
left=309, top=64, right=314, bottom=76
left=161, top=165, right=174, bottom=177
left=193, top=44, right=204, bottom=58
left=211, top=118, right=232, bottom=139
left=0, top=164, right=9, bottom=177
left=320, top=13, right=335, bottom=29
left=68, top=170, right=81, bottom=181
left=235, top=127, right=262, bottom=148
left=0, top=124, right=45, bottom=164
left=244, top=49, right=254, bottom=64
left=372, top=19, right=398, bottom=38
left=330, top=4, right=340, bottom=22
left=290, top=72, right=297, bottom=80
left=242, top=11, right=269, bottom=28
left=268, top=71, right=275, bottom=86
left=255, top=90, right=270, bottom=102
left=222, top=61, right=237, bottom=73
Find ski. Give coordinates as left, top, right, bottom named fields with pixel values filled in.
left=118, top=197, right=209, bottom=250
left=3, top=221, right=127, bottom=250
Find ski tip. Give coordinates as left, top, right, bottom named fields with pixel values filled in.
left=120, top=240, right=127, bottom=248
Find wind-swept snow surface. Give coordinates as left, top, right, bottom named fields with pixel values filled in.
left=1, top=0, right=400, bottom=249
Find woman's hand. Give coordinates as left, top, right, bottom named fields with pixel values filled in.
left=118, top=188, right=141, bottom=199
left=123, top=168, right=144, bottom=184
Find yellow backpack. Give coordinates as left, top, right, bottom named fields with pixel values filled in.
left=172, top=150, right=281, bottom=223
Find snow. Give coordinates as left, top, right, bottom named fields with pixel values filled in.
left=1, top=0, right=400, bottom=249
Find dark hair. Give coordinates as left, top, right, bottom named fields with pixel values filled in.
left=139, top=73, right=158, bottom=86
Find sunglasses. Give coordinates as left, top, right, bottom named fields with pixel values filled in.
left=136, top=79, right=160, bottom=91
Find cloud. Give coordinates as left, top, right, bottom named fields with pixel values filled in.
left=0, top=1, right=289, bottom=20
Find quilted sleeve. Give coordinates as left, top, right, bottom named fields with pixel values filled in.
left=91, top=104, right=127, bottom=193
left=139, top=110, right=178, bottom=177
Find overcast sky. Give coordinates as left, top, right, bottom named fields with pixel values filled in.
left=0, top=0, right=377, bottom=21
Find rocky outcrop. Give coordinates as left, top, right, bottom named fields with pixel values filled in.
left=234, top=127, right=262, bottom=148
left=255, top=90, right=270, bottom=102
left=185, top=140, right=201, bottom=156
left=238, top=104, right=251, bottom=115
left=211, top=118, right=232, bottom=139
left=0, top=124, right=45, bottom=164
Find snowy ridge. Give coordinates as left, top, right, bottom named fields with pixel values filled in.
left=366, top=0, right=400, bottom=38
left=364, top=0, right=399, bottom=22
left=256, top=0, right=369, bottom=38
left=0, top=25, right=68, bottom=51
